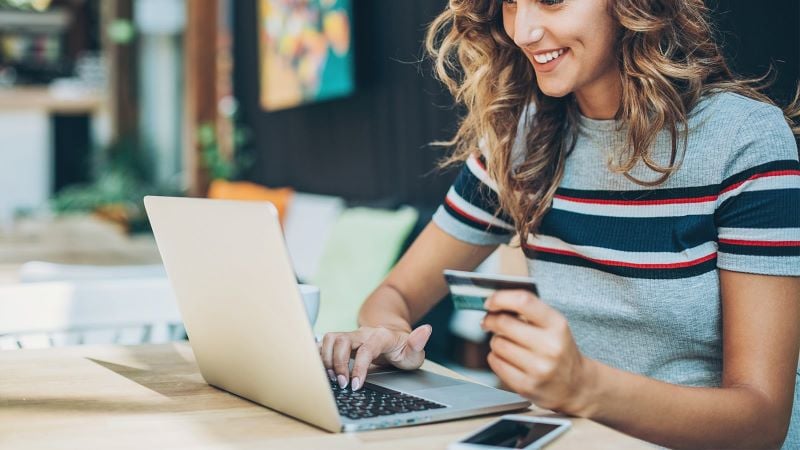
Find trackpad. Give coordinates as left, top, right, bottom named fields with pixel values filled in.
left=368, top=370, right=464, bottom=392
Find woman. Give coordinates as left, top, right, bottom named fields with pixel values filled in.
left=320, top=1, right=800, bottom=448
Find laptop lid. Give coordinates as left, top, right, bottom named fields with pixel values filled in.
left=144, top=196, right=342, bottom=432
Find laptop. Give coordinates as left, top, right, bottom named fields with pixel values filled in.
left=143, top=196, right=531, bottom=432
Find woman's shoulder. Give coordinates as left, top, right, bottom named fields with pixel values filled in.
left=693, top=91, right=798, bottom=180
left=692, top=91, right=786, bottom=128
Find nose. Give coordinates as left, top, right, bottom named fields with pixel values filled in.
left=512, top=2, right=545, bottom=47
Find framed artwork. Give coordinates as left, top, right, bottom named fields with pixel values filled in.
left=257, top=0, right=354, bottom=111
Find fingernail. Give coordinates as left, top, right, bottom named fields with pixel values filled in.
left=351, top=377, right=361, bottom=391
left=337, top=374, right=348, bottom=389
left=327, top=369, right=335, bottom=381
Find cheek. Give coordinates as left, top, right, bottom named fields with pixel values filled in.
left=582, top=8, right=618, bottom=62
left=567, top=16, right=617, bottom=72
left=502, top=9, right=515, bottom=41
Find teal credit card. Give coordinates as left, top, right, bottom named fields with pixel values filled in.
left=444, top=269, right=539, bottom=311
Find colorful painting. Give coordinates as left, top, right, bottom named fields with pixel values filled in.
left=258, top=0, right=354, bottom=111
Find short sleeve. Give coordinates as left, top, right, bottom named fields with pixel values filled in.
left=432, top=154, right=516, bottom=246
left=715, top=103, right=800, bottom=276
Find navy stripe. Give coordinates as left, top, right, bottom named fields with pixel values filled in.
left=443, top=202, right=512, bottom=236
left=716, top=189, right=800, bottom=228
left=720, top=159, right=800, bottom=191
left=539, top=210, right=717, bottom=253
left=452, top=164, right=514, bottom=224
left=553, top=160, right=799, bottom=201
left=719, top=243, right=800, bottom=257
left=555, top=184, right=719, bottom=202
left=522, top=247, right=718, bottom=279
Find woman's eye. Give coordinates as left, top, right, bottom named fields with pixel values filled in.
left=500, top=0, right=564, bottom=5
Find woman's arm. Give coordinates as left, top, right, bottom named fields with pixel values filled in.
left=321, top=221, right=497, bottom=389
left=482, top=270, right=800, bottom=449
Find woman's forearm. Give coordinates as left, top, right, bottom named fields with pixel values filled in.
left=580, top=359, right=789, bottom=449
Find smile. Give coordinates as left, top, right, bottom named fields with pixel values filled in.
left=532, top=48, right=567, bottom=64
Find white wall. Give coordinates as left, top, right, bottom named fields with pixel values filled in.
left=0, top=110, right=50, bottom=228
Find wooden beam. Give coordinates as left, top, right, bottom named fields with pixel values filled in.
left=183, top=0, right=217, bottom=196
left=101, top=0, right=138, bottom=142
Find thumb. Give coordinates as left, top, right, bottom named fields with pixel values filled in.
left=406, top=324, right=432, bottom=353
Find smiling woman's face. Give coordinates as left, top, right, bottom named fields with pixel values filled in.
left=501, top=0, right=620, bottom=99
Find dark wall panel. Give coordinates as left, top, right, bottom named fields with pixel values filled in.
left=710, top=0, right=799, bottom=104
left=233, top=0, right=457, bottom=208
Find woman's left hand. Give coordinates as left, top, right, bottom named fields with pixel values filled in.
left=481, top=289, right=596, bottom=416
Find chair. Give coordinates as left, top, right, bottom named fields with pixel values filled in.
left=0, top=277, right=183, bottom=350
left=311, top=206, right=418, bottom=335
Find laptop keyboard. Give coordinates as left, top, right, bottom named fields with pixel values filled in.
left=329, top=378, right=447, bottom=420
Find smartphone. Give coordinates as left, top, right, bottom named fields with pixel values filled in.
left=448, top=415, right=571, bottom=450
left=444, top=269, right=539, bottom=311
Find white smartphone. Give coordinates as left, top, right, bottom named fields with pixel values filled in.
left=448, top=415, right=571, bottom=450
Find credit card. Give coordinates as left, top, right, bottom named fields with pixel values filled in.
left=443, top=269, right=539, bottom=311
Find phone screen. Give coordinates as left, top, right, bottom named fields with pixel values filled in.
left=463, top=419, right=560, bottom=448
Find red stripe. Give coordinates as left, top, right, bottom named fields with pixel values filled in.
left=472, top=155, right=487, bottom=171
left=445, top=196, right=492, bottom=227
left=719, top=238, right=800, bottom=248
left=524, top=243, right=717, bottom=269
left=720, top=170, right=800, bottom=195
left=554, top=195, right=717, bottom=206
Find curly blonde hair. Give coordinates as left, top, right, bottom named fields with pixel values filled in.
left=426, top=0, right=800, bottom=239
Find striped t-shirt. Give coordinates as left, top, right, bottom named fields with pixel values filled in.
left=433, top=92, right=800, bottom=448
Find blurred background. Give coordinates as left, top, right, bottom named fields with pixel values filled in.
left=0, top=0, right=796, bottom=384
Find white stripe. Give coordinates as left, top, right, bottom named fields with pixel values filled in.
left=447, top=187, right=515, bottom=230
left=466, top=155, right=500, bottom=193
left=449, top=285, right=497, bottom=297
left=718, top=227, right=800, bottom=242
left=527, top=234, right=717, bottom=265
left=552, top=197, right=715, bottom=218
left=717, top=173, right=800, bottom=205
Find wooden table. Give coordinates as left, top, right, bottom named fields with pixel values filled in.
left=0, top=343, right=653, bottom=449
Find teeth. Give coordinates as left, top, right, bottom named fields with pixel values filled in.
left=533, top=48, right=565, bottom=64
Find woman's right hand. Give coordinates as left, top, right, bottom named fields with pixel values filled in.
left=320, top=324, right=433, bottom=392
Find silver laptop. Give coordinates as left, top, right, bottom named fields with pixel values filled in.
left=143, top=196, right=530, bottom=432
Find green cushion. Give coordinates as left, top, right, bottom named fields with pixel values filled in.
left=311, top=207, right=418, bottom=335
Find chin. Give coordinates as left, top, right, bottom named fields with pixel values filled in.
left=537, top=83, right=573, bottom=98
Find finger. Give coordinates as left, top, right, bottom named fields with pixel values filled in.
left=332, top=335, right=354, bottom=388
left=393, top=324, right=432, bottom=370
left=407, top=324, right=432, bottom=352
left=320, top=332, right=338, bottom=380
left=482, top=312, right=548, bottom=350
left=485, top=290, right=560, bottom=328
left=350, top=339, right=384, bottom=391
left=489, top=335, right=545, bottom=375
left=487, top=350, right=533, bottom=397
